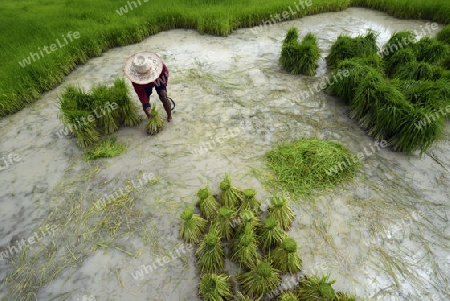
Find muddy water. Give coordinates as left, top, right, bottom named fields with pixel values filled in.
left=1, top=7, right=449, bottom=301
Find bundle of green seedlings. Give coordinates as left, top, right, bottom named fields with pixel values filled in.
left=145, top=106, right=165, bottom=135
left=326, top=30, right=378, bottom=69
left=271, top=237, right=302, bottom=273
left=279, top=28, right=320, bottom=76
left=110, top=78, right=141, bottom=127
left=268, top=197, right=295, bottom=231
left=240, top=188, right=261, bottom=213
left=258, top=216, right=287, bottom=252
left=236, top=209, right=262, bottom=234
left=277, top=291, right=298, bottom=301
left=220, top=174, right=244, bottom=209
left=437, top=24, right=450, bottom=45
left=198, top=273, right=233, bottom=301
left=197, top=186, right=220, bottom=220
left=196, top=228, right=225, bottom=273
left=380, top=31, right=417, bottom=62
left=296, top=274, right=336, bottom=300
left=413, top=37, right=449, bottom=65
left=230, top=224, right=260, bottom=269
left=237, top=259, right=281, bottom=298
left=392, top=61, right=443, bottom=81
left=212, top=205, right=237, bottom=242
left=84, top=136, right=126, bottom=161
left=179, top=207, right=207, bottom=243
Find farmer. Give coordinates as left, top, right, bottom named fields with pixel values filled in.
left=124, top=51, right=172, bottom=122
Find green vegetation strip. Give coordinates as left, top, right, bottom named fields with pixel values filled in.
left=2, top=0, right=450, bottom=117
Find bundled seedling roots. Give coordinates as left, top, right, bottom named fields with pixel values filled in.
left=236, top=210, right=261, bottom=235
left=240, top=188, right=261, bottom=213
left=237, top=260, right=281, bottom=297
left=199, top=273, right=233, bottom=301
left=220, top=174, right=244, bottom=209
left=258, top=217, right=287, bottom=251
left=268, top=197, right=295, bottom=231
left=213, top=206, right=236, bottom=242
left=111, top=78, right=141, bottom=127
left=179, top=207, right=207, bottom=244
left=277, top=291, right=297, bottom=301
left=296, top=275, right=336, bottom=300
left=196, top=229, right=225, bottom=273
left=196, top=186, right=220, bottom=220
left=145, top=107, right=164, bottom=135
left=271, top=237, right=302, bottom=274
left=230, top=225, right=260, bottom=269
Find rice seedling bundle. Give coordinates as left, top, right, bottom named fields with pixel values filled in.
left=240, top=188, right=261, bottom=213
left=437, top=24, right=450, bottom=45
left=237, top=260, right=281, bottom=297
left=235, top=292, right=261, bottom=301
left=335, top=292, right=357, bottom=301
left=384, top=48, right=416, bottom=77
left=326, top=30, right=378, bottom=69
left=220, top=174, right=244, bottom=209
left=145, top=107, right=165, bottom=135
left=443, top=57, right=450, bottom=70
left=277, top=291, right=298, bottom=301
left=236, top=210, right=262, bottom=234
left=196, top=229, right=225, bottom=273
left=64, top=110, right=100, bottom=148
left=351, top=53, right=385, bottom=74
left=414, top=37, right=449, bottom=65
left=230, top=225, right=260, bottom=269
left=179, top=207, right=207, bottom=244
left=296, top=275, right=336, bottom=300
left=271, top=237, right=302, bottom=274
left=283, top=27, right=299, bottom=45
left=196, top=186, right=220, bottom=220
left=212, top=206, right=236, bottom=242
left=199, top=273, right=233, bottom=301
left=399, top=79, right=450, bottom=111
left=266, top=139, right=360, bottom=196
left=258, top=217, right=287, bottom=251
left=392, top=61, right=443, bottom=81
left=84, top=137, right=126, bottom=160
left=91, top=84, right=119, bottom=135
left=268, top=197, right=295, bottom=231
left=111, top=78, right=141, bottom=127
left=380, top=31, right=416, bottom=61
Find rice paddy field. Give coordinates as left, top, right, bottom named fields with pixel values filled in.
left=1, top=2, right=450, bottom=301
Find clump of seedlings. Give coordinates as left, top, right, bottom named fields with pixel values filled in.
left=277, top=291, right=298, bottom=301
left=91, top=84, right=119, bottom=135
left=296, top=274, right=336, bottom=300
left=392, top=61, right=443, bottom=81
left=179, top=207, right=207, bottom=243
left=236, top=209, right=261, bottom=234
left=268, top=197, right=295, bottom=231
left=220, top=174, right=244, bottom=209
left=230, top=224, right=260, bottom=269
left=240, top=188, right=261, bottom=213
left=145, top=107, right=165, bottom=135
left=110, top=78, right=141, bottom=127
left=384, top=48, right=416, bottom=77
left=271, top=237, right=302, bottom=274
left=199, top=273, right=233, bottom=301
left=414, top=37, right=449, bottom=65
left=84, top=136, right=126, bottom=160
left=196, top=228, right=225, bottom=273
left=258, top=217, right=287, bottom=251
left=237, top=259, right=281, bottom=297
left=212, top=206, right=236, bottom=242
left=380, top=31, right=416, bottom=61
left=436, top=24, right=450, bottom=45
left=197, top=186, right=220, bottom=220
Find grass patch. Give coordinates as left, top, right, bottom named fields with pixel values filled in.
left=84, top=136, right=126, bottom=160
left=265, top=139, right=360, bottom=196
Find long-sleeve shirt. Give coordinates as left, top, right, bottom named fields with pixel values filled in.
left=132, top=63, right=169, bottom=105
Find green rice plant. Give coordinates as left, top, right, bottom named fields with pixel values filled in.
left=351, top=53, right=385, bottom=74
left=384, top=48, right=416, bottom=77
left=326, top=30, right=378, bottom=69
left=437, top=24, right=450, bottom=45
left=196, top=186, right=220, bottom=221
left=145, top=107, right=165, bottom=135
left=84, top=137, right=126, bottom=160
left=64, top=110, right=100, bottom=148
left=230, top=224, right=260, bottom=269
left=196, top=228, right=225, bottom=273
left=271, top=237, right=302, bottom=274
left=380, top=31, right=416, bottom=61
left=268, top=197, right=295, bottom=231
left=111, top=78, right=141, bottom=127
left=91, top=84, right=119, bottom=135
left=283, top=27, right=299, bottom=45
left=240, top=188, right=261, bottom=213
left=179, top=207, right=208, bottom=244
left=235, top=292, right=261, bottom=301
left=199, top=273, right=233, bottom=301
left=220, top=174, right=244, bottom=209
left=392, top=61, right=443, bottom=81
left=278, top=291, right=298, bottom=301
left=212, top=206, right=236, bottom=242
left=258, top=217, right=287, bottom=252
left=266, top=139, right=360, bottom=196
left=334, top=292, right=356, bottom=301
left=236, top=210, right=262, bottom=235
left=237, top=260, right=281, bottom=298
left=296, top=275, right=336, bottom=300
left=443, top=57, right=450, bottom=70
left=399, top=79, right=450, bottom=111
left=414, top=37, right=450, bottom=65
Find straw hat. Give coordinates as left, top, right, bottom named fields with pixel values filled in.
left=124, top=51, right=164, bottom=85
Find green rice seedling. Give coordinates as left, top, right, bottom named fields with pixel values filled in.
left=334, top=292, right=356, bottom=301
left=84, top=137, right=126, bottom=160
left=380, top=31, right=416, bottom=61
left=393, top=61, right=443, bottom=81
left=230, top=224, right=260, bottom=269
left=220, top=174, right=244, bottom=209
left=352, top=53, right=385, bottom=74
left=91, top=84, right=119, bottom=135
left=437, top=24, right=450, bottom=45
left=258, top=217, right=287, bottom=251
left=199, top=273, right=233, bottom=301
left=180, top=207, right=208, bottom=244
left=280, top=30, right=320, bottom=76
left=235, top=292, right=261, bottom=301
left=399, top=79, right=450, bottom=111
left=111, top=78, right=141, bottom=127
left=296, top=275, right=336, bottom=300
left=268, top=197, right=295, bottom=231
left=196, top=186, right=220, bottom=221
left=414, top=37, right=449, bottom=65
left=145, top=107, right=165, bottom=135
left=237, top=210, right=262, bottom=234
left=237, top=259, right=281, bottom=297
left=277, top=291, right=298, bottom=301
left=266, top=139, right=360, bottom=196
left=196, top=229, right=225, bottom=273
left=283, top=27, right=299, bottom=45
left=384, top=48, right=416, bottom=77
left=326, top=30, right=378, bottom=69
left=64, top=110, right=100, bottom=148
left=212, top=206, right=236, bottom=242
left=443, top=57, right=450, bottom=70
left=240, top=188, right=261, bottom=213
left=271, top=237, right=302, bottom=274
